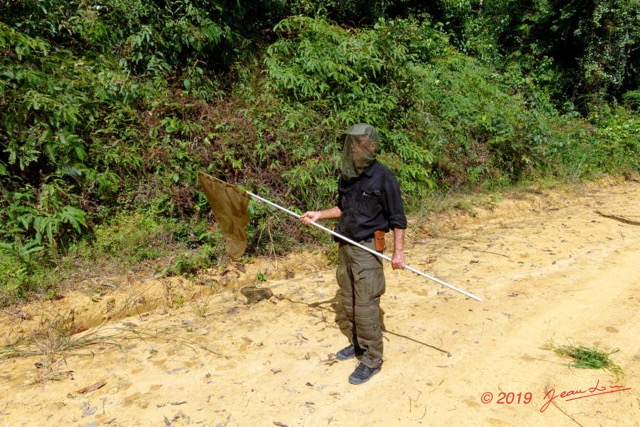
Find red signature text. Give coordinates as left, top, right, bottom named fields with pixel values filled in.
left=540, top=380, right=632, bottom=413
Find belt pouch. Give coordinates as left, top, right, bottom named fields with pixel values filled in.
left=374, top=230, right=386, bottom=252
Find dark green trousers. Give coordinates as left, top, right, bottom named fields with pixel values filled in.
left=336, top=240, right=385, bottom=369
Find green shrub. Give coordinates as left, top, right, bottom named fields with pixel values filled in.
left=0, top=240, right=48, bottom=303
left=2, top=9, right=639, bottom=306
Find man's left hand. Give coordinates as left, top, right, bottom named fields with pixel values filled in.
left=391, top=249, right=405, bottom=270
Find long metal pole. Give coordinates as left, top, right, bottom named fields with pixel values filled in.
left=247, top=191, right=482, bottom=302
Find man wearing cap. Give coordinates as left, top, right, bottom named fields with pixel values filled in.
left=301, top=123, right=407, bottom=385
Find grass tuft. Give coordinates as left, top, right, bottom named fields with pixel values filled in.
left=543, top=340, right=624, bottom=379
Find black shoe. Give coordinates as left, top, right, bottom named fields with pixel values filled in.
left=348, top=363, right=380, bottom=385
left=336, top=344, right=364, bottom=361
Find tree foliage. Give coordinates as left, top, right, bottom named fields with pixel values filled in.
left=0, top=0, right=289, bottom=75
left=471, top=0, right=640, bottom=111
left=1, top=0, right=639, bottom=303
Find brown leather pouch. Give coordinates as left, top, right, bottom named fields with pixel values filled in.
left=374, top=230, right=386, bottom=252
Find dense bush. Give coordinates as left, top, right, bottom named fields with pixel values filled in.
left=0, top=0, right=290, bottom=75
left=469, top=0, right=640, bottom=112
left=1, top=3, right=639, bottom=304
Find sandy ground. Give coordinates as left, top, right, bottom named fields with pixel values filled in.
left=1, top=177, right=640, bottom=427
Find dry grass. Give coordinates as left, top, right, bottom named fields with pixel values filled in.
left=0, top=313, right=125, bottom=383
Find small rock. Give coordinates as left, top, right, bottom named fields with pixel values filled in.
left=241, top=286, right=274, bottom=304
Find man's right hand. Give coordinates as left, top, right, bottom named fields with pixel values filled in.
left=300, top=211, right=322, bottom=225
left=300, top=206, right=341, bottom=225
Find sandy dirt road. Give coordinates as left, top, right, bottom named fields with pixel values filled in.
left=1, top=178, right=639, bottom=426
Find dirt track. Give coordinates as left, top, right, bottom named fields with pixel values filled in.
left=1, top=178, right=639, bottom=426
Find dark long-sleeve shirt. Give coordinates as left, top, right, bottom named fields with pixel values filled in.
left=335, top=160, right=407, bottom=242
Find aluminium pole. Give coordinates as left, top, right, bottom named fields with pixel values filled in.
left=246, top=191, right=482, bottom=302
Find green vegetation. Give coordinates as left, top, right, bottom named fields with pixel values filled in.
left=543, top=340, right=624, bottom=379
left=1, top=1, right=639, bottom=304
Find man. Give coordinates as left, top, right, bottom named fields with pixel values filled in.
left=300, top=123, right=407, bottom=385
